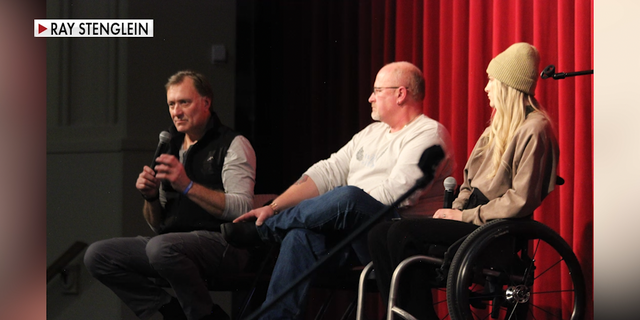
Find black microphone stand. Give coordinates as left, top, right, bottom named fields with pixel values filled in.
left=242, top=146, right=444, bottom=320
left=540, top=64, right=594, bottom=80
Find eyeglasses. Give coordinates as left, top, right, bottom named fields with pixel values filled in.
left=372, top=86, right=401, bottom=95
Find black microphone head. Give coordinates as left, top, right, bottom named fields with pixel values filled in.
left=540, top=64, right=555, bottom=79
left=416, top=145, right=444, bottom=188
left=159, top=130, right=172, bottom=144
left=444, top=176, right=457, bottom=191
left=151, top=131, right=173, bottom=171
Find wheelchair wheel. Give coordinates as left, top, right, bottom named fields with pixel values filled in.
left=446, top=219, right=586, bottom=320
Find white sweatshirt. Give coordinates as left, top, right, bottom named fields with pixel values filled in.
left=304, top=114, right=454, bottom=218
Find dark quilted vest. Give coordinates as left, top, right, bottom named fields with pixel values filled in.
left=158, top=113, right=238, bottom=234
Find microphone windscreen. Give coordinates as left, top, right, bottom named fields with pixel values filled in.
left=444, top=176, right=457, bottom=191
left=415, top=145, right=444, bottom=188
left=540, top=64, right=555, bottom=79
left=159, top=130, right=172, bottom=143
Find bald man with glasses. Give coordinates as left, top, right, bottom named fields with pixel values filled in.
left=222, top=61, right=454, bottom=319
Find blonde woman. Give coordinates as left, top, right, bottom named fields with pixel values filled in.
left=368, top=42, right=559, bottom=319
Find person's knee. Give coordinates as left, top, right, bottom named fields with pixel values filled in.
left=84, top=240, right=112, bottom=278
left=368, top=221, right=392, bottom=248
left=145, top=236, right=176, bottom=271
left=386, top=222, right=407, bottom=243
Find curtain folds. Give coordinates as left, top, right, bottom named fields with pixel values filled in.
left=247, top=1, right=593, bottom=317
left=365, top=0, right=594, bottom=318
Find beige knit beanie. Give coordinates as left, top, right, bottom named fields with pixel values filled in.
left=486, top=42, right=540, bottom=96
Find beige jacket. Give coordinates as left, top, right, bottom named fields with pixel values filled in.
left=453, top=112, right=559, bottom=226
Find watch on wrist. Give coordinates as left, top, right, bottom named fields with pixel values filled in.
left=141, top=193, right=159, bottom=202
left=269, top=202, right=280, bottom=215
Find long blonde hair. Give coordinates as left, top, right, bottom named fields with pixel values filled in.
left=479, top=79, right=547, bottom=178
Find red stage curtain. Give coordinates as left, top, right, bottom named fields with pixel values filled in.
left=359, top=0, right=593, bottom=318
left=243, top=1, right=592, bottom=318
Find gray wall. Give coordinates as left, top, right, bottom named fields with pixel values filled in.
left=46, top=1, right=237, bottom=319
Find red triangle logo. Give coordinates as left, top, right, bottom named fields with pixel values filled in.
left=38, top=24, right=47, bottom=34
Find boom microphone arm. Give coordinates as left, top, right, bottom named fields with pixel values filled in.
left=540, top=64, right=594, bottom=80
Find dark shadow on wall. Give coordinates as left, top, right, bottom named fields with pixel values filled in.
left=235, top=0, right=378, bottom=194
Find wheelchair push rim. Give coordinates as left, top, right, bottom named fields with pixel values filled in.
left=445, top=219, right=586, bottom=320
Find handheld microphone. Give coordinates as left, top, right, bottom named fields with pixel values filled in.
left=443, top=176, right=456, bottom=208
left=151, top=131, right=172, bottom=171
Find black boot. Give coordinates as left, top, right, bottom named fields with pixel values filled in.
left=158, top=297, right=187, bottom=320
left=221, top=221, right=263, bottom=248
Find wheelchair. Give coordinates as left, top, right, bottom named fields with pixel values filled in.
left=356, top=218, right=586, bottom=320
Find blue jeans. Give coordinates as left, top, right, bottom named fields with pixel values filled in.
left=256, top=186, right=395, bottom=319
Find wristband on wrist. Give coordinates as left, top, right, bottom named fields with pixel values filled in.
left=183, top=181, right=194, bottom=195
